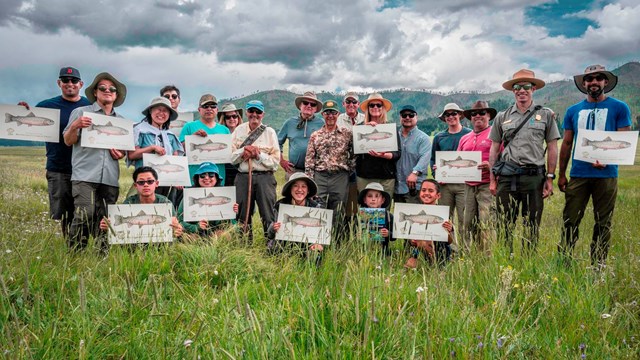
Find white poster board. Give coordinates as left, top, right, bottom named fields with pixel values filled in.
left=0, top=104, right=60, bottom=142
left=143, top=153, right=191, bottom=187
left=185, top=134, right=233, bottom=164
left=574, top=129, right=638, bottom=165
left=275, top=204, right=333, bottom=245
left=80, top=112, right=135, bottom=150
left=393, top=203, right=450, bottom=242
left=107, top=203, right=173, bottom=244
left=182, top=187, right=236, bottom=222
left=169, top=111, right=194, bottom=137
left=352, top=123, right=398, bottom=154
left=435, top=151, right=482, bottom=183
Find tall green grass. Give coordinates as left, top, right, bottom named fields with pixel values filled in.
left=0, top=147, right=638, bottom=358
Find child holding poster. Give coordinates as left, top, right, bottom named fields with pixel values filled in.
left=404, top=179, right=454, bottom=269
left=358, top=182, right=395, bottom=255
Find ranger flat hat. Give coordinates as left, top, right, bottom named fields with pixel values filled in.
left=502, top=69, right=545, bottom=90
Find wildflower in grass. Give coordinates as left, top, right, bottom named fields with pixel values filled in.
left=212, top=298, right=219, bottom=305
left=450, top=350, right=456, bottom=357
left=449, top=337, right=455, bottom=343
left=497, top=336, right=506, bottom=348
left=5, top=249, right=11, bottom=254
left=36, top=256, right=41, bottom=260
left=376, top=264, right=382, bottom=270
left=601, top=313, right=611, bottom=319
left=416, top=286, right=425, bottom=293
left=184, top=339, right=193, bottom=347
left=477, top=342, right=484, bottom=349
left=579, top=343, right=586, bottom=350
left=513, top=283, right=520, bottom=289
left=213, top=270, right=219, bottom=276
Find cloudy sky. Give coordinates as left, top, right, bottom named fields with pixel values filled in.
left=1, top=0, right=639, bottom=119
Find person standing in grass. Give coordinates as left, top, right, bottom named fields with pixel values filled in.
left=17, top=67, right=91, bottom=238
left=404, top=179, right=454, bottom=269
left=217, top=103, right=243, bottom=187
left=558, top=65, right=632, bottom=267
left=99, top=166, right=183, bottom=238
left=62, top=72, right=127, bottom=251
left=177, top=162, right=238, bottom=237
left=394, top=104, right=431, bottom=205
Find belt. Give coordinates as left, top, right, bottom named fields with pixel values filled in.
left=240, top=171, right=274, bottom=175
left=317, top=169, right=348, bottom=175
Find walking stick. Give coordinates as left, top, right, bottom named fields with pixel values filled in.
left=243, top=158, right=253, bottom=234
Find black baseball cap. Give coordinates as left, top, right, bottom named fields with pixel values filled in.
left=59, top=67, right=81, bottom=80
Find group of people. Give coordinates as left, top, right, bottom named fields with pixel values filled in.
left=21, top=63, right=631, bottom=268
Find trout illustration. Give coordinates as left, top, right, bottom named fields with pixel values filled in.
left=188, top=193, right=231, bottom=207
left=357, top=129, right=393, bottom=141
left=113, top=210, right=166, bottom=228
left=149, top=160, right=185, bottom=173
left=87, top=121, right=129, bottom=136
left=440, top=156, right=478, bottom=168
left=398, top=210, right=444, bottom=225
left=169, top=120, right=187, bottom=128
left=282, top=212, right=326, bottom=227
left=5, top=112, right=55, bottom=127
left=190, top=140, right=228, bottom=152
left=582, top=136, right=631, bottom=150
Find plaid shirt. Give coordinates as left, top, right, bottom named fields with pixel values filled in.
left=305, top=125, right=355, bottom=178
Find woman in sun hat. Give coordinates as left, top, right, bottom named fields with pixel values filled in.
left=355, top=93, right=401, bottom=199
left=217, top=103, right=243, bottom=186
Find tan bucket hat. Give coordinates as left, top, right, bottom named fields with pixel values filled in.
left=359, top=93, right=393, bottom=112
left=295, top=91, right=322, bottom=112
left=281, top=172, right=318, bottom=197
left=85, top=72, right=127, bottom=107
left=573, top=64, right=618, bottom=94
left=217, top=103, right=244, bottom=121
left=141, top=97, right=178, bottom=121
left=502, top=69, right=545, bottom=90
left=438, top=103, right=465, bottom=121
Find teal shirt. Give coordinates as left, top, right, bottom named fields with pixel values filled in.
left=179, top=121, right=230, bottom=185
left=430, top=127, right=471, bottom=177
left=278, top=115, right=324, bottom=169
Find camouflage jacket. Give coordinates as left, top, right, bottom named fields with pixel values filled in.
left=305, top=126, right=355, bottom=178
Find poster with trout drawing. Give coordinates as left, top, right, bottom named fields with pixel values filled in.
left=574, top=129, right=638, bottom=165
left=435, top=151, right=482, bottom=183
left=169, top=111, right=194, bottom=137
left=143, top=153, right=191, bottom=187
left=275, top=204, right=333, bottom=245
left=0, top=104, right=60, bottom=142
left=352, top=123, right=398, bottom=154
left=182, top=187, right=236, bottom=222
left=80, top=111, right=135, bottom=150
left=107, top=203, right=173, bottom=244
left=393, top=203, right=450, bottom=242
left=185, top=134, right=233, bottom=164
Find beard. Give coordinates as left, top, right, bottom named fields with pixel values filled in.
left=588, top=85, right=603, bottom=99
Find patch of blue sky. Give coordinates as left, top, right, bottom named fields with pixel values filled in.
left=379, top=0, right=412, bottom=11
left=525, top=0, right=605, bottom=38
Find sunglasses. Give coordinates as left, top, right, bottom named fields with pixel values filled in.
left=198, top=172, right=217, bottom=179
left=400, top=112, right=416, bottom=119
left=443, top=112, right=459, bottom=117
left=301, top=101, right=317, bottom=107
left=368, top=103, right=384, bottom=108
left=201, top=104, right=217, bottom=109
left=59, top=77, right=80, bottom=84
left=97, top=85, right=117, bottom=93
left=469, top=110, right=488, bottom=117
left=163, top=94, right=179, bottom=100
left=247, top=108, right=263, bottom=115
left=135, top=179, right=156, bottom=186
left=323, top=110, right=339, bottom=116
left=584, top=74, right=607, bottom=82
left=345, top=99, right=358, bottom=105
left=512, top=84, right=533, bottom=91
left=224, top=114, right=239, bottom=120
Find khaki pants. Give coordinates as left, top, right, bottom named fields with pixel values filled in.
left=462, top=183, right=495, bottom=253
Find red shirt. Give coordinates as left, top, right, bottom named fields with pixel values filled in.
left=457, top=126, right=492, bottom=185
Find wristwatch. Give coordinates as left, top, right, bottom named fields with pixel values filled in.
left=412, top=170, right=421, bottom=176
left=546, top=173, right=556, bottom=180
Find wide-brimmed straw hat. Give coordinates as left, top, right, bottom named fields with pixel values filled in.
left=502, top=69, right=545, bottom=90
left=463, top=100, right=497, bottom=120
left=295, top=91, right=322, bottom=113
left=438, top=103, right=465, bottom=121
left=85, top=72, right=127, bottom=107
left=357, top=182, right=391, bottom=208
left=217, top=103, right=244, bottom=121
left=573, top=64, right=618, bottom=94
left=141, top=97, right=178, bottom=122
left=281, top=172, right=318, bottom=197
left=359, top=93, right=393, bottom=112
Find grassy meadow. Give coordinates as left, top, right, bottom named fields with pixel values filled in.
left=0, top=146, right=638, bottom=359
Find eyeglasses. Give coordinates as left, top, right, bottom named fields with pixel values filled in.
left=198, top=172, right=217, bottom=179
left=469, top=110, right=488, bottom=117
left=512, top=84, right=533, bottom=91
left=323, top=110, right=339, bottom=116
left=59, top=77, right=80, bottom=84
left=135, top=179, right=156, bottom=186
left=400, top=112, right=416, bottom=119
left=201, top=104, right=217, bottom=109
left=163, top=94, right=179, bottom=100
left=224, top=114, right=239, bottom=120
left=97, top=85, right=117, bottom=93
left=584, top=74, right=607, bottom=82
left=443, top=112, right=459, bottom=117
left=247, top=108, right=263, bottom=115
left=368, top=103, right=384, bottom=108
left=301, top=101, right=317, bottom=107
left=345, top=99, right=358, bottom=105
